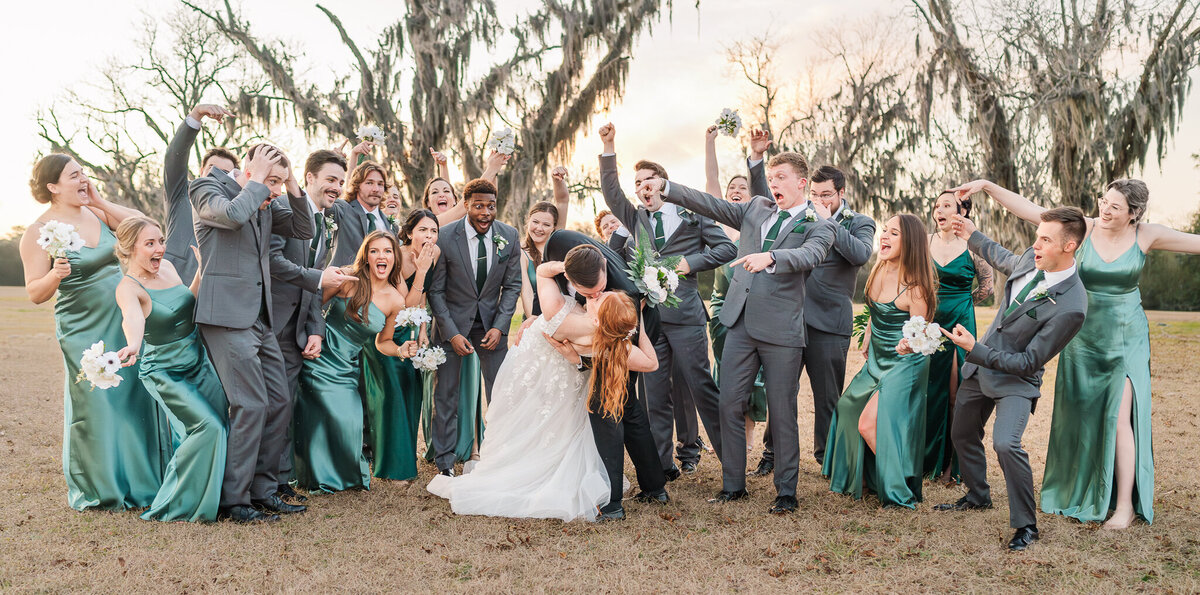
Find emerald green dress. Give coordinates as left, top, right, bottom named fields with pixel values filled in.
left=822, top=293, right=930, bottom=509
left=130, top=282, right=228, bottom=522
left=1040, top=234, right=1154, bottom=523
left=924, top=250, right=977, bottom=480
left=294, top=297, right=382, bottom=492
left=54, top=222, right=172, bottom=510
left=361, top=298, right=424, bottom=481
left=709, top=260, right=767, bottom=422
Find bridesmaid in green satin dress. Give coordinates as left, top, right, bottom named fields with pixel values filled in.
left=113, top=218, right=228, bottom=522
left=953, top=178, right=1200, bottom=529
left=294, top=231, right=418, bottom=493
left=19, top=155, right=171, bottom=511
left=925, top=193, right=993, bottom=482
left=361, top=210, right=438, bottom=482
left=823, top=214, right=937, bottom=509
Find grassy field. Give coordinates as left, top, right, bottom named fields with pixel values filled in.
left=1, top=286, right=1198, bottom=592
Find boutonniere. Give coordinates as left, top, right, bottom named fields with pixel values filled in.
left=679, top=208, right=698, bottom=226
left=1029, top=289, right=1056, bottom=305
left=803, top=208, right=818, bottom=222
left=493, top=234, right=509, bottom=260
left=323, top=213, right=338, bottom=242
left=386, top=214, right=397, bottom=227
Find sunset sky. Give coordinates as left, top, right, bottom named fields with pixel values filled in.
left=3, top=0, right=1198, bottom=235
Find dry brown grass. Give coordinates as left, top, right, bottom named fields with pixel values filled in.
left=1, top=286, right=1198, bottom=592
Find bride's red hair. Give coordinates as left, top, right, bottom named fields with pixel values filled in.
left=588, top=292, right=638, bottom=421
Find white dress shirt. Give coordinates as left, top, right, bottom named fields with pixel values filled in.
left=647, top=202, right=683, bottom=243
left=360, top=203, right=389, bottom=232
left=466, top=224, right=495, bottom=274
left=1008, top=261, right=1077, bottom=307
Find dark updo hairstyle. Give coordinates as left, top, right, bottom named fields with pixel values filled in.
left=399, top=208, right=439, bottom=245
left=935, top=190, right=971, bottom=218
left=30, top=154, right=74, bottom=204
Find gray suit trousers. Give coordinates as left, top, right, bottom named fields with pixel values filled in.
left=644, top=323, right=722, bottom=471
left=274, top=313, right=305, bottom=481
left=719, top=320, right=805, bottom=496
left=431, top=321, right=508, bottom=471
left=951, top=378, right=1036, bottom=528
left=762, top=326, right=850, bottom=464
left=200, top=319, right=291, bottom=506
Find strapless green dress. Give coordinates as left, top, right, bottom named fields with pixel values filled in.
left=294, top=297, right=383, bottom=492
left=924, top=250, right=977, bottom=480
left=709, top=258, right=767, bottom=422
left=823, top=294, right=930, bottom=508
left=131, top=282, right=228, bottom=522
left=361, top=319, right=424, bottom=481
left=54, top=223, right=172, bottom=510
left=1041, top=235, right=1154, bottom=523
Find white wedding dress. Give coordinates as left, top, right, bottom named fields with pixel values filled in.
left=426, top=302, right=610, bottom=522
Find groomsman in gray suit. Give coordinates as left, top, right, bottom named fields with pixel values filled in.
left=190, top=144, right=313, bottom=523
left=597, top=123, right=736, bottom=479
left=639, top=149, right=835, bottom=514
left=428, top=179, right=522, bottom=476
left=329, top=160, right=399, bottom=267
left=267, top=149, right=355, bottom=500
left=750, top=158, right=876, bottom=474
left=162, top=103, right=234, bottom=284
left=934, top=207, right=1088, bottom=551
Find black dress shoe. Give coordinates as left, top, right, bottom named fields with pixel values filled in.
left=439, top=468, right=455, bottom=477
left=663, top=466, right=681, bottom=482
left=933, top=496, right=993, bottom=511
left=708, top=489, right=749, bottom=503
left=219, top=505, right=279, bottom=523
left=252, top=494, right=307, bottom=514
left=1008, top=525, right=1040, bottom=551
left=277, top=483, right=307, bottom=503
left=597, top=506, right=626, bottom=521
left=747, top=459, right=774, bottom=477
left=769, top=495, right=798, bottom=514
left=680, top=461, right=698, bottom=474
left=633, top=489, right=670, bottom=504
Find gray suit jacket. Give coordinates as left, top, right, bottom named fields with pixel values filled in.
left=268, top=203, right=327, bottom=349
left=428, top=218, right=522, bottom=342
left=662, top=181, right=835, bottom=348
left=600, top=154, right=736, bottom=326
left=189, top=170, right=314, bottom=329
left=748, top=160, right=875, bottom=336
left=328, top=199, right=399, bottom=267
left=961, top=231, right=1087, bottom=400
left=163, top=120, right=200, bottom=284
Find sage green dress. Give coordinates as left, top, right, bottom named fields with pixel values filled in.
left=1040, top=234, right=1154, bottom=523
left=130, top=282, right=228, bottom=522
left=54, top=222, right=172, bottom=510
left=294, top=297, right=382, bottom=492
left=924, top=250, right=977, bottom=480
left=822, top=293, right=930, bottom=509
left=361, top=315, right=424, bottom=481
left=709, top=260, right=767, bottom=422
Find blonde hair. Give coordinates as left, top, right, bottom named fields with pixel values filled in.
left=113, top=216, right=162, bottom=267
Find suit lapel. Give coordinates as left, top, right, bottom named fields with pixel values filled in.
left=455, top=222, right=479, bottom=295
left=998, top=251, right=1041, bottom=324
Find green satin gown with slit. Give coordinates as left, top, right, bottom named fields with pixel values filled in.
left=1040, top=234, right=1154, bottom=523
left=709, top=258, right=767, bottom=422
left=294, top=297, right=383, bottom=492
left=361, top=319, right=424, bottom=481
left=131, top=282, right=228, bottom=522
left=822, top=293, right=930, bottom=509
left=54, top=222, right=173, bottom=510
left=924, top=250, right=977, bottom=480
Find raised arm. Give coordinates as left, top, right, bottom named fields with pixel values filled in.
left=163, top=119, right=200, bottom=272
left=971, top=253, right=995, bottom=304
left=770, top=219, right=836, bottom=274
left=1144, top=221, right=1200, bottom=254
left=659, top=178, right=746, bottom=229
left=536, top=260, right=568, bottom=321
left=480, top=150, right=509, bottom=186
left=950, top=179, right=1045, bottom=226
left=189, top=177, right=268, bottom=231
left=268, top=168, right=314, bottom=240
left=429, top=147, right=452, bottom=184
left=746, top=129, right=773, bottom=199
left=965, top=229, right=1023, bottom=278
left=597, top=124, right=638, bottom=229
left=550, top=166, right=570, bottom=229
left=704, top=126, right=721, bottom=197
left=685, top=218, right=737, bottom=273
left=85, top=180, right=144, bottom=229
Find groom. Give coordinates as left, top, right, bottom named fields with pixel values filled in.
left=528, top=231, right=666, bottom=520
left=934, top=207, right=1088, bottom=551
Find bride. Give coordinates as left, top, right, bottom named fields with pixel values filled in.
left=427, top=260, right=658, bottom=522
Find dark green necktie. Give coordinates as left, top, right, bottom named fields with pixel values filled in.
left=366, top=212, right=378, bottom=233
left=475, top=233, right=488, bottom=292
left=308, top=212, right=323, bottom=268
left=653, top=211, right=666, bottom=250
left=1005, top=269, right=1046, bottom=316
left=761, top=211, right=789, bottom=252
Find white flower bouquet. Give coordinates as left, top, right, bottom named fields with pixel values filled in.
left=486, top=127, right=517, bottom=155
left=75, top=341, right=124, bottom=390
left=626, top=228, right=682, bottom=308
left=411, top=346, right=447, bottom=372
left=715, top=108, right=743, bottom=137
left=393, top=307, right=432, bottom=329
left=37, top=220, right=86, bottom=259
left=901, top=316, right=946, bottom=356
left=356, top=125, right=385, bottom=143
